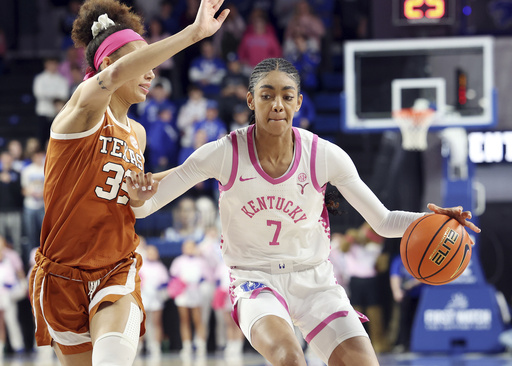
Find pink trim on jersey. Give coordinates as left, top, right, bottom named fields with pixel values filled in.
left=247, top=125, right=302, bottom=184
left=219, top=131, right=239, bottom=192
left=304, top=311, right=349, bottom=344
left=249, top=287, right=290, bottom=314
left=231, top=302, right=241, bottom=328
left=310, top=134, right=322, bottom=193
left=231, top=286, right=291, bottom=329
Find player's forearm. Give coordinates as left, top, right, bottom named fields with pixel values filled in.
left=110, top=25, right=200, bottom=87
left=152, top=167, right=176, bottom=182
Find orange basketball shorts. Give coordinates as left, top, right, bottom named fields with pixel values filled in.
left=29, top=249, right=146, bottom=355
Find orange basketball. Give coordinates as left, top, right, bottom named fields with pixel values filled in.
left=400, top=214, right=472, bottom=285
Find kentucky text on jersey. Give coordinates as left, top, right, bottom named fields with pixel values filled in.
left=98, top=135, right=144, bottom=170
left=241, top=196, right=308, bottom=223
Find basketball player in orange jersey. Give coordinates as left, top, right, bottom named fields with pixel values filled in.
left=127, top=58, right=481, bottom=366
left=28, top=1, right=229, bottom=365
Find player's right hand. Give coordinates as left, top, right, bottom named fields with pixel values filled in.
left=126, top=171, right=159, bottom=202
left=192, top=0, right=230, bottom=41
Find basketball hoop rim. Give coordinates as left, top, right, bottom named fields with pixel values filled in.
left=392, top=108, right=435, bottom=119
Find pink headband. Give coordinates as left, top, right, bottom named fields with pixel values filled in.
left=83, top=29, right=146, bottom=80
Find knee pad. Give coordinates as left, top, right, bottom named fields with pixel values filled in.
left=92, top=303, right=141, bottom=366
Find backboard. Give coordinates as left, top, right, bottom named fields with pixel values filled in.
left=343, top=36, right=496, bottom=132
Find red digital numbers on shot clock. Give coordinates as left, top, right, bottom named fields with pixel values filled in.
left=404, top=0, right=445, bottom=20
left=395, top=0, right=453, bottom=25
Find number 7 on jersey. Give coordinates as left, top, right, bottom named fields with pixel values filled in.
left=267, top=220, right=281, bottom=245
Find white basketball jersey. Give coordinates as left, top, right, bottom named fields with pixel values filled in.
left=218, top=125, right=331, bottom=268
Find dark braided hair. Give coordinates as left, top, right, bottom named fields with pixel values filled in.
left=247, top=58, right=301, bottom=125
left=71, top=0, right=145, bottom=73
left=325, top=187, right=345, bottom=216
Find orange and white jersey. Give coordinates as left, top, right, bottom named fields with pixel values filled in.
left=41, top=107, right=144, bottom=270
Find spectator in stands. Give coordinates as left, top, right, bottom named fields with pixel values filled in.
left=213, top=254, right=245, bottom=362
left=134, top=0, right=161, bottom=23
left=159, top=0, right=184, bottom=36
left=341, top=223, right=390, bottom=353
left=58, top=0, right=82, bottom=50
left=138, top=243, right=169, bottom=362
left=329, top=232, right=350, bottom=291
left=179, top=0, right=201, bottom=30
left=22, top=137, right=42, bottom=166
left=237, top=9, right=281, bottom=70
left=220, top=52, right=249, bottom=98
left=164, top=196, right=204, bottom=243
left=188, top=39, right=227, bottom=98
left=196, top=224, right=226, bottom=353
left=176, top=0, right=203, bottom=93
left=169, top=239, right=208, bottom=360
left=0, top=235, right=27, bottom=356
left=284, top=34, right=321, bottom=92
left=284, top=0, right=325, bottom=53
left=212, top=3, right=246, bottom=60
left=69, top=64, right=84, bottom=95
left=21, top=148, right=46, bottom=254
left=229, top=103, right=250, bottom=132
left=176, top=84, right=208, bottom=164
left=219, top=52, right=250, bottom=123
left=58, top=46, right=85, bottom=88
left=145, top=18, right=174, bottom=81
left=32, top=57, right=69, bottom=146
left=146, top=105, right=180, bottom=172
left=140, top=81, right=175, bottom=137
left=190, top=100, right=227, bottom=198
left=334, top=0, right=370, bottom=41
left=389, top=254, right=425, bottom=353
left=292, top=90, right=315, bottom=129
left=0, top=151, right=23, bottom=255
left=7, top=139, right=26, bottom=173
left=193, top=100, right=227, bottom=149
left=272, top=0, right=301, bottom=39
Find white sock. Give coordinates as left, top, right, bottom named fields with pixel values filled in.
left=194, top=338, right=206, bottom=357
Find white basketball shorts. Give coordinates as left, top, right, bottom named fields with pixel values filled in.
left=230, top=260, right=369, bottom=364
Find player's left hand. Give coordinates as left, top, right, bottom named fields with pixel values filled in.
left=427, top=203, right=481, bottom=234
left=126, top=171, right=159, bottom=202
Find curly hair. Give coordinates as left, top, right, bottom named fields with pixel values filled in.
left=71, top=0, right=145, bottom=71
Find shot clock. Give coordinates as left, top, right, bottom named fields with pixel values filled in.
left=393, top=0, right=456, bottom=25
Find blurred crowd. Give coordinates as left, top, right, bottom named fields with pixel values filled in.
left=12, top=0, right=371, bottom=166
left=0, top=0, right=420, bottom=364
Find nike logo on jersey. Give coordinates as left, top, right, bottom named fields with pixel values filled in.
left=239, top=176, right=256, bottom=182
left=103, top=124, right=114, bottom=129
left=451, top=243, right=471, bottom=278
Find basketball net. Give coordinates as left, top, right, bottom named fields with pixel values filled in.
left=393, top=108, right=435, bottom=151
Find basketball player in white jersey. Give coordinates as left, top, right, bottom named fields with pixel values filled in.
left=128, top=58, right=480, bottom=366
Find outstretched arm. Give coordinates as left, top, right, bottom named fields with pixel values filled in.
left=54, top=0, right=230, bottom=134
left=320, top=140, right=481, bottom=237
left=127, top=135, right=233, bottom=217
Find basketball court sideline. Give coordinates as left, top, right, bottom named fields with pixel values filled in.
left=1, top=351, right=512, bottom=366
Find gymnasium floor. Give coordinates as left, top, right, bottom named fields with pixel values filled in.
left=2, top=351, right=512, bottom=366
